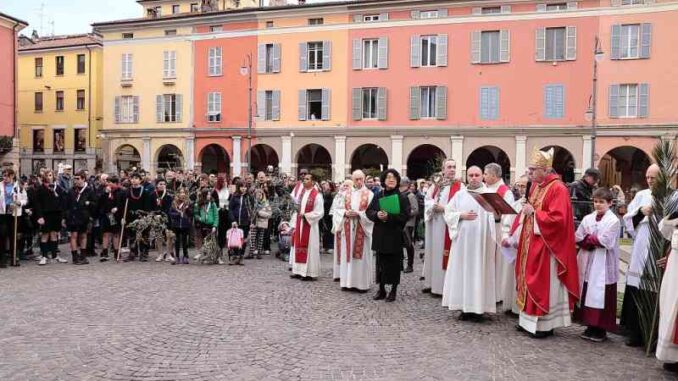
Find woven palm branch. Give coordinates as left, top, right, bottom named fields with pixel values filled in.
left=197, top=232, right=222, bottom=264
left=634, top=139, right=677, bottom=355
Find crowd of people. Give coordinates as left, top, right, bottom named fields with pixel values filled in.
left=0, top=147, right=676, bottom=374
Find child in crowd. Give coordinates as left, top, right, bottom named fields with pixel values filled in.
left=278, top=221, right=292, bottom=262
left=575, top=187, right=620, bottom=342
left=227, top=222, right=245, bottom=265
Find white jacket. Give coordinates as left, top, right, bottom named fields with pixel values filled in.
left=0, top=181, right=28, bottom=217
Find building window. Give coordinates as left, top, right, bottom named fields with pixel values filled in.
left=122, top=53, right=133, bottom=80
left=420, top=35, right=438, bottom=66
left=480, top=31, right=500, bottom=63
left=307, top=89, right=322, bottom=120
left=35, top=57, right=43, bottom=77
left=420, top=10, right=439, bottom=19
left=361, top=88, right=378, bottom=119
left=265, top=44, right=275, bottom=72
left=308, top=18, right=324, bottom=25
left=544, top=84, right=565, bottom=119
left=53, top=129, right=65, bottom=153
left=266, top=21, right=274, bottom=28
left=207, top=92, right=221, bottom=122
left=164, top=94, right=178, bottom=122
left=165, top=29, right=177, bottom=36
left=364, top=14, right=381, bottom=22
left=33, top=130, right=44, bottom=152
left=163, top=50, right=177, bottom=78
left=362, top=39, right=379, bottom=69
left=208, top=47, right=222, bottom=76
left=77, top=90, right=86, bottom=110
left=619, top=84, right=638, bottom=117
left=34, top=92, right=43, bottom=112
left=56, top=56, right=64, bottom=75
left=172, top=4, right=181, bottom=14
left=116, top=96, right=138, bottom=123
left=480, top=86, right=500, bottom=120
left=482, top=6, right=502, bottom=14
left=621, top=24, right=640, bottom=58
left=621, top=0, right=644, bottom=4
left=546, top=3, right=568, bottom=10
left=122, top=33, right=134, bottom=39
left=77, top=54, right=86, bottom=74
left=419, top=86, right=437, bottom=118
left=307, top=42, right=324, bottom=71
left=190, top=3, right=199, bottom=12
left=55, top=91, right=64, bottom=111
left=545, top=27, right=566, bottom=61
left=74, top=129, right=86, bottom=152
left=209, top=25, right=222, bottom=32
left=264, top=91, right=274, bottom=120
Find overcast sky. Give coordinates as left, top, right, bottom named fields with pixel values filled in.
left=1, top=0, right=331, bottom=36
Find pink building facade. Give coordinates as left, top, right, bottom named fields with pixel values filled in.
left=0, top=12, right=27, bottom=168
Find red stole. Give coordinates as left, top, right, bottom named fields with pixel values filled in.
left=293, top=187, right=318, bottom=264
left=443, top=182, right=462, bottom=270
left=497, top=184, right=510, bottom=198
left=337, top=190, right=370, bottom=264
left=516, top=174, right=580, bottom=316
left=292, top=182, right=303, bottom=200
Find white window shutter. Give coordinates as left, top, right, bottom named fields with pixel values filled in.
left=257, top=44, right=266, bottom=74
left=611, top=0, right=622, bottom=6
left=378, top=37, right=389, bottom=69
left=377, top=87, right=387, bottom=121
left=163, top=51, right=169, bottom=78
left=472, top=7, right=482, bottom=15
left=298, top=90, right=307, bottom=121
left=114, top=97, right=121, bottom=123
left=535, top=28, right=546, bottom=61
left=501, top=5, right=512, bottom=13
left=500, top=30, right=510, bottom=62
left=156, top=95, right=164, bottom=123
left=273, top=44, right=281, bottom=73
left=379, top=13, right=389, bottom=21
left=608, top=85, right=619, bottom=118
left=353, top=14, right=363, bottom=23
left=409, top=87, right=420, bottom=120
left=536, top=4, right=547, bottom=11
left=323, top=40, right=332, bottom=71
left=566, top=26, right=577, bottom=60
left=638, top=83, right=649, bottom=117
left=471, top=31, right=481, bottom=64
left=438, top=9, right=448, bottom=17
left=299, top=42, right=308, bottom=72
left=411, top=10, right=420, bottom=19
left=257, top=91, right=265, bottom=120
left=175, top=94, right=182, bottom=122
left=133, top=96, right=139, bottom=123
left=272, top=90, right=281, bottom=121
left=640, top=23, right=652, bottom=59
left=410, top=35, right=421, bottom=67
left=321, top=88, right=331, bottom=121
left=437, top=34, right=448, bottom=67
left=567, top=2, right=578, bottom=10
left=352, top=88, right=362, bottom=120
left=216, top=48, right=222, bottom=75
left=352, top=39, right=363, bottom=70
left=610, top=25, right=621, bottom=60
left=435, top=86, right=447, bottom=120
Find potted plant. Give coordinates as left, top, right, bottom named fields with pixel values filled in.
left=0, top=136, right=13, bottom=154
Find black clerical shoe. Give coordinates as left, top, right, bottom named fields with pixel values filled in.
left=422, top=288, right=431, bottom=294
left=290, top=274, right=301, bottom=279
left=515, top=324, right=526, bottom=332
left=373, top=290, right=386, bottom=300
left=663, top=362, right=678, bottom=373
left=531, top=330, right=554, bottom=339
left=341, top=287, right=349, bottom=291
left=403, top=266, right=413, bottom=273
left=333, top=278, right=340, bottom=282
left=301, top=276, right=315, bottom=281
left=625, top=336, right=643, bottom=347
left=459, top=313, right=471, bottom=321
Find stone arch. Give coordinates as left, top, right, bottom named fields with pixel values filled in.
left=466, top=145, right=511, bottom=184
left=406, top=144, right=446, bottom=180
left=156, top=144, right=184, bottom=172
left=295, top=143, right=332, bottom=181
left=599, top=146, right=652, bottom=191
left=114, top=144, right=141, bottom=171
left=247, top=143, right=279, bottom=173
left=542, top=145, right=576, bottom=183
left=199, top=144, right=231, bottom=176
left=350, top=144, right=389, bottom=177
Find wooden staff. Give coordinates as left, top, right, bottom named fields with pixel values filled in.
left=116, top=198, right=129, bottom=262
left=12, top=211, right=18, bottom=267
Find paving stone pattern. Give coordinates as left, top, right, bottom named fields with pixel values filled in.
left=0, top=248, right=672, bottom=381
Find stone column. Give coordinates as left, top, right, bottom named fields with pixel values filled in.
left=515, top=135, right=527, bottom=179
left=281, top=135, right=292, bottom=176
left=390, top=135, right=404, bottom=174
left=185, top=137, right=195, bottom=170
left=450, top=136, right=464, bottom=169
left=142, top=137, right=151, bottom=172
left=334, top=135, right=346, bottom=182
left=232, top=136, right=242, bottom=177
left=582, top=135, right=593, bottom=170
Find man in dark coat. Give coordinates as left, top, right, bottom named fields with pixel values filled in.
left=569, top=168, right=601, bottom=226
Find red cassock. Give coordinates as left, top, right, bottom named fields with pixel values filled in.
left=516, top=173, right=580, bottom=316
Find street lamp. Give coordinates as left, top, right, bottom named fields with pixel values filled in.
left=586, top=36, right=605, bottom=168
left=240, top=53, right=253, bottom=176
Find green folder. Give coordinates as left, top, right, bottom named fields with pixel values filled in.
left=378, top=194, right=400, bottom=215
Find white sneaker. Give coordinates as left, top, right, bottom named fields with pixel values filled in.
left=218, top=258, right=225, bottom=265
left=193, top=253, right=201, bottom=260
left=55, top=256, right=68, bottom=264
left=155, top=254, right=164, bottom=262
left=38, top=257, right=47, bottom=266
left=327, top=249, right=333, bottom=254
left=165, top=255, right=175, bottom=262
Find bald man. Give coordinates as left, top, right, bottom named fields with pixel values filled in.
left=620, top=163, right=659, bottom=347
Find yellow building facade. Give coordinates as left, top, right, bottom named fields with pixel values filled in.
left=138, top=0, right=259, bottom=18
left=17, top=34, right=103, bottom=174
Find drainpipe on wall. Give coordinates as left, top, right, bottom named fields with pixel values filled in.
left=87, top=44, right=93, bottom=171
left=12, top=22, right=20, bottom=172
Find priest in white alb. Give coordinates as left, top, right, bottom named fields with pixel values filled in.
left=289, top=172, right=324, bottom=281
left=333, top=170, right=374, bottom=292
left=658, top=209, right=678, bottom=374
left=483, top=163, right=518, bottom=312
left=442, top=166, right=497, bottom=321
left=331, top=179, right=353, bottom=282
left=423, top=159, right=463, bottom=296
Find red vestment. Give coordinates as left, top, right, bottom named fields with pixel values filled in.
left=516, top=173, right=580, bottom=316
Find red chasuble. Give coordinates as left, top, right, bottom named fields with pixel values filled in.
left=293, top=188, right=319, bottom=264
left=443, top=182, right=462, bottom=270
left=515, top=173, right=580, bottom=316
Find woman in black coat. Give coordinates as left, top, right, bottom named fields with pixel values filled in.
left=367, top=169, right=410, bottom=302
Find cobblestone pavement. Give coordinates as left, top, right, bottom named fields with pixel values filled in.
left=0, top=247, right=673, bottom=381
